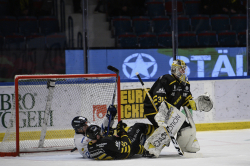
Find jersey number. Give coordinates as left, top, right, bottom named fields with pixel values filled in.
left=153, top=95, right=165, bottom=105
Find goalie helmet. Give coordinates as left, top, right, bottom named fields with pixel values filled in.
left=171, top=59, right=188, bottom=85
left=86, top=125, right=101, bottom=140
left=71, top=116, right=89, bottom=133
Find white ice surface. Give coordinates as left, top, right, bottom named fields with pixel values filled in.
left=1, top=129, right=250, bottom=166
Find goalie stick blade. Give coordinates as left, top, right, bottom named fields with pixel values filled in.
left=107, top=65, right=119, bottom=74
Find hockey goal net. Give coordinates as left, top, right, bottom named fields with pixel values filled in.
left=0, top=74, right=120, bottom=157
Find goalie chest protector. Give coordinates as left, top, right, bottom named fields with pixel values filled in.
left=144, top=74, right=192, bottom=113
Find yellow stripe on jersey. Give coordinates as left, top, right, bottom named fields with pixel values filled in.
left=121, top=145, right=131, bottom=156
left=121, top=135, right=128, bottom=138
left=183, top=95, right=192, bottom=106
left=145, top=124, right=155, bottom=135
left=185, top=95, right=192, bottom=101
left=124, top=146, right=131, bottom=159
left=124, top=146, right=128, bottom=153
left=145, top=124, right=151, bottom=135
left=128, top=138, right=131, bottom=144
left=103, top=156, right=113, bottom=160
left=173, top=95, right=182, bottom=105
left=169, top=80, right=176, bottom=85
left=137, top=145, right=144, bottom=154
left=144, top=112, right=157, bottom=116
left=94, top=154, right=113, bottom=160
left=97, top=153, right=107, bottom=160
left=127, top=145, right=131, bottom=153
left=121, top=135, right=131, bottom=144
left=153, top=95, right=158, bottom=104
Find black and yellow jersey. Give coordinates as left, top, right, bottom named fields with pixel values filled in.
left=87, top=135, right=131, bottom=160
left=143, top=74, right=192, bottom=116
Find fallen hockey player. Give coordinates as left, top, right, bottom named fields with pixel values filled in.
left=86, top=121, right=155, bottom=160
left=71, top=105, right=155, bottom=159
left=71, top=105, right=117, bottom=158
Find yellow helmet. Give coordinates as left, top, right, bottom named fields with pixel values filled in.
left=171, top=59, right=188, bottom=85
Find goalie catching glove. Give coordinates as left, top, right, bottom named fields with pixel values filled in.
left=116, top=121, right=127, bottom=137
left=189, top=92, right=213, bottom=112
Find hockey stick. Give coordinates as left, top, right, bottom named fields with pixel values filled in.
left=39, top=78, right=56, bottom=148
left=104, top=65, right=119, bottom=135
left=107, top=65, right=119, bottom=105
left=136, top=72, right=184, bottom=156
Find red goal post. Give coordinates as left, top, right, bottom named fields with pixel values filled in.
left=0, top=74, right=121, bottom=157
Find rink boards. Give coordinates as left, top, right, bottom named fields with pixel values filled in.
left=0, top=78, right=250, bottom=141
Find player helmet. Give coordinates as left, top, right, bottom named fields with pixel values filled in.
left=86, top=125, right=101, bottom=140
left=71, top=116, right=89, bottom=133
left=171, top=59, right=188, bottom=85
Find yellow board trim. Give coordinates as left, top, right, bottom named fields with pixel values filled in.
left=196, top=121, right=250, bottom=131
left=1, top=122, right=250, bottom=142
left=0, top=129, right=75, bottom=142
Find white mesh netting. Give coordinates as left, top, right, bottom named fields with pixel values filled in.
left=0, top=75, right=118, bottom=155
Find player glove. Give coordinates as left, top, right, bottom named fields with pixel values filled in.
left=106, top=105, right=117, bottom=120
left=116, top=121, right=127, bottom=137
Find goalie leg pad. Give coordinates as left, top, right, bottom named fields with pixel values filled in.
left=177, top=106, right=200, bottom=153
left=155, top=101, right=186, bottom=134
left=155, top=101, right=181, bottom=127
left=144, top=126, right=170, bottom=157
left=145, top=106, right=186, bottom=157
left=177, top=127, right=200, bottom=153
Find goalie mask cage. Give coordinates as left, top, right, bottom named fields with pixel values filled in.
left=0, top=74, right=121, bottom=157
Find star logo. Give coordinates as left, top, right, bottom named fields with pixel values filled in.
left=122, top=53, right=158, bottom=79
